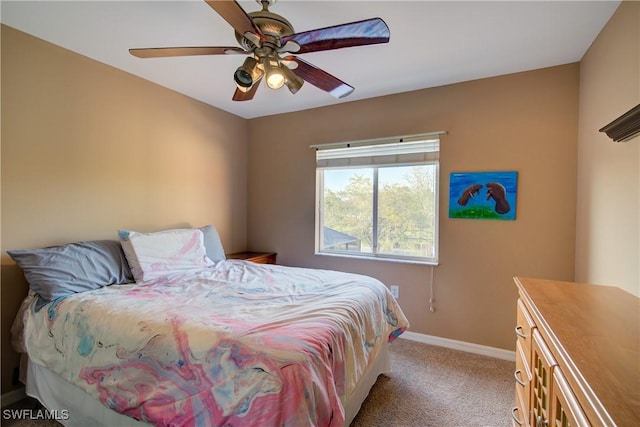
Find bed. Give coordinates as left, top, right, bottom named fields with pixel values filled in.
left=9, top=226, right=409, bottom=426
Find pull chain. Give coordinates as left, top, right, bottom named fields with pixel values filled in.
left=429, top=266, right=436, bottom=313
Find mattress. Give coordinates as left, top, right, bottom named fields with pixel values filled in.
left=20, top=260, right=408, bottom=426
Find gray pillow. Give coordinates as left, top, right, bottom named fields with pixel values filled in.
left=200, top=225, right=226, bottom=262
left=8, top=240, right=134, bottom=306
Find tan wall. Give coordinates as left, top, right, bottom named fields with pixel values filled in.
left=1, top=25, right=249, bottom=393
left=576, top=0, right=640, bottom=296
left=247, top=64, right=580, bottom=352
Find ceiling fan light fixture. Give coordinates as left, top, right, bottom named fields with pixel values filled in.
left=282, top=65, right=303, bottom=94
left=267, top=73, right=285, bottom=90
left=263, top=57, right=285, bottom=89
left=234, top=56, right=263, bottom=88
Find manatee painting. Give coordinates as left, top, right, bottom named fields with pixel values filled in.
left=449, top=171, right=518, bottom=220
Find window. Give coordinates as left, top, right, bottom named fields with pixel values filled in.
left=314, top=133, right=441, bottom=264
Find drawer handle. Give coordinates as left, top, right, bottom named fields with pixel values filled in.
left=515, top=325, right=527, bottom=339
left=514, top=369, right=526, bottom=387
left=512, top=407, right=523, bottom=426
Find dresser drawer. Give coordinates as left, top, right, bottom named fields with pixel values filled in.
left=515, top=339, right=532, bottom=426
left=515, top=339, right=531, bottom=416
left=516, top=299, right=536, bottom=362
left=513, top=387, right=529, bottom=427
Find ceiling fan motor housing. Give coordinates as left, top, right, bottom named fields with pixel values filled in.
left=235, top=9, right=295, bottom=52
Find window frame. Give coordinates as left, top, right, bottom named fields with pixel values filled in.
left=314, top=136, right=440, bottom=265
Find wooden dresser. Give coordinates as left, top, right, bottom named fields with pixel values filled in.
left=226, top=251, right=277, bottom=264
left=513, top=277, right=639, bottom=427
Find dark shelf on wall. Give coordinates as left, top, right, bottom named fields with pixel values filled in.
left=599, top=103, right=640, bottom=142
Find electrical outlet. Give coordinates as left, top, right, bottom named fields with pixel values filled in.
left=390, top=285, right=399, bottom=299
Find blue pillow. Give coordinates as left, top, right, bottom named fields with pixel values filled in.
left=199, top=225, right=226, bottom=262
left=8, top=240, right=134, bottom=306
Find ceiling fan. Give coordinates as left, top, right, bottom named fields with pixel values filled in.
left=129, top=0, right=390, bottom=101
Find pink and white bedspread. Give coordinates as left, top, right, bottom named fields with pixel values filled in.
left=22, top=260, right=409, bottom=426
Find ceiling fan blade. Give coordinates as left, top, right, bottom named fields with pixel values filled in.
left=232, top=79, right=261, bottom=101
left=285, top=56, right=354, bottom=99
left=281, top=18, right=389, bottom=54
left=204, top=0, right=263, bottom=41
left=130, top=46, right=247, bottom=58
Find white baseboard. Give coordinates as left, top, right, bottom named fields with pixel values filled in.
left=400, top=331, right=516, bottom=362
left=1, top=387, right=26, bottom=408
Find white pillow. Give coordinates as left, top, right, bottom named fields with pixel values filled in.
left=118, top=228, right=214, bottom=282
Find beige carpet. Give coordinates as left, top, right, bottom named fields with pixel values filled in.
left=351, top=338, right=515, bottom=426
left=2, top=338, right=515, bottom=427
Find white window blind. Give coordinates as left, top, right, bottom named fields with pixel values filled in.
left=313, top=133, right=442, bottom=168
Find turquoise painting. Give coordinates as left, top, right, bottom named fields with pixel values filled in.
left=449, top=171, right=518, bottom=220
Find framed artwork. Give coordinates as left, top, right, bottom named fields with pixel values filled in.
left=449, top=171, right=518, bottom=220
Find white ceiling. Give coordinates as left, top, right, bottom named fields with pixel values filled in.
left=1, top=0, right=620, bottom=119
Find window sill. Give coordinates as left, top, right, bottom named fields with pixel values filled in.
left=314, top=251, right=438, bottom=266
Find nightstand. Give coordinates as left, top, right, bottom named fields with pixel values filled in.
left=226, top=251, right=277, bottom=264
